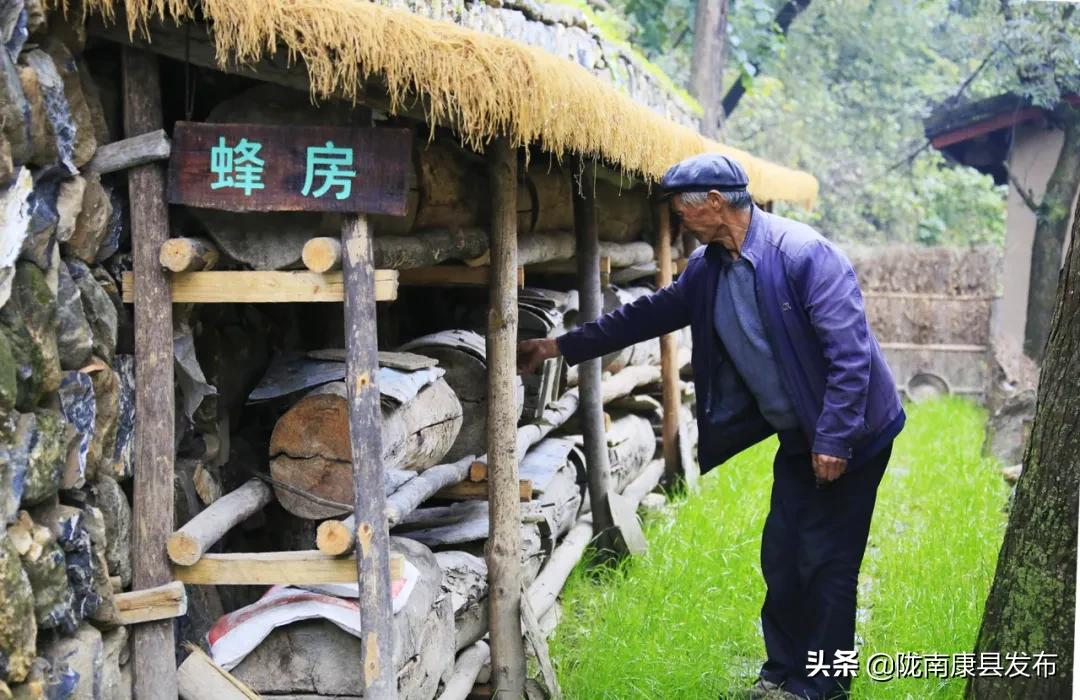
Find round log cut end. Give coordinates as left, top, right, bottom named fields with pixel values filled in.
left=301, top=237, right=342, bottom=273
left=315, top=519, right=353, bottom=556
left=269, top=378, right=462, bottom=519
left=269, top=453, right=351, bottom=520
left=269, top=393, right=352, bottom=520
left=165, top=532, right=201, bottom=566
left=270, top=393, right=352, bottom=461
left=159, top=237, right=219, bottom=272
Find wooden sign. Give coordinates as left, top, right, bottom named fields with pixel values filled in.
left=167, top=122, right=411, bottom=214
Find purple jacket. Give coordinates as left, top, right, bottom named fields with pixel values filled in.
left=556, top=204, right=905, bottom=474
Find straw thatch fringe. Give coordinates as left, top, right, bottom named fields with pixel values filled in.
left=60, top=0, right=818, bottom=207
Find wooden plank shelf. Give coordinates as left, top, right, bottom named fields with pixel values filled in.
left=397, top=265, right=524, bottom=287
left=174, top=550, right=406, bottom=585
left=121, top=270, right=399, bottom=303
left=435, top=479, right=533, bottom=502
left=526, top=256, right=610, bottom=286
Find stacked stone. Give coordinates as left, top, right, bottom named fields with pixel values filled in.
left=0, top=3, right=135, bottom=697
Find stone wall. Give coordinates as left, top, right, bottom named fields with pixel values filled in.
left=1, top=2, right=135, bottom=696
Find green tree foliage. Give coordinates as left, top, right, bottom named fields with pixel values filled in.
left=613, top=0, right=1011, bottom=246
left=724, top=0, right=1008, bottom=245
left=966, top=0, right=1080, bottom=109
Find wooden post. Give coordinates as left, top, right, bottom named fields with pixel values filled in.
left=485, top=137, right=526, bottom=697
left=123, top=46, right=178, bottom=699
left=656, top=204, right=683, bottom=487
left=572, top=161, right=616, bottom=543
left=341, top=214, right=396, bottom=698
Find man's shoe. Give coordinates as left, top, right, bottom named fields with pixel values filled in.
left=748, top=677, right=782, bottom=699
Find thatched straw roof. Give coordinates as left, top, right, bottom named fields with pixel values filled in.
left=77, top=0, right=819, bottom=208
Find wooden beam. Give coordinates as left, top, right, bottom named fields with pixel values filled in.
left=159, top=237, right=220, bottom=272
left=572, top=162, right=616, bottom=546
left=527, top=256, right=610, bottom=286
left=115, top=581, right=188, bottom=625
left=436, top=479, right=533, bottom=502
left=929, top=106, right=1046, bottom=149
left=302, top=236, right=342, bottom=272
left=655, top=204, right=682, bottom=487
left=85, top=129, right=171, bottom=174
left=527, top=515, right=593, bottom=619
left=120, top=270, right=398, bottom=303
left=167, top=479, right=273, bottom=565
left=178, top=645, right=261, bottom=700
left=303, top=236, right=525, bottom=286
left=485, top=137, right=527, bottom=696
left=398, top=265, right=524, bottom=287
left=123, top=46, right=177, bottom=700
left=438, top=641, right=490, bottom=700
left=174, top=550, right=406, bottom=585
left=316, top=454, right=478, bottom=556
left=341, top=214, right=396, bottom=698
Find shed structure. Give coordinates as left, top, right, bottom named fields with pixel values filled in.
left=0, top=0, right=817, bottom=698
left=925, top=92, right=1079, bottom=355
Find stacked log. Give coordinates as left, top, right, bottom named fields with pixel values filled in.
left=398, top=330, right=525, bottom=461
left=268, top=371, right=464, bottom=519
left=0, top=10, right=137, bottom=694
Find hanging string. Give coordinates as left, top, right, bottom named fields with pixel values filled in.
left=183, top=22, right=196, bottom=121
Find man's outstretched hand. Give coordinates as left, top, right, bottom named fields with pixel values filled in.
left=812, top=453, right=847, bottom=485
left=517, top=337, right=561, bottom=375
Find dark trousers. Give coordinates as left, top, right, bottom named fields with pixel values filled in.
left=757, top=432, right=892, bottom=700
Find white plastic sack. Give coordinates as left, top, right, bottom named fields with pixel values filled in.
left=208, top=559, right=419, bottom=670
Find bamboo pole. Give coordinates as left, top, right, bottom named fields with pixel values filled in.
left=122, top=46, right=177, bottom=700
left=341, top=214, right=396, bottom=698
left=485, top=137, right=526, bottom=696
left=655, top=203, right=683, bottom=487
left=572, top=160, right=616, bottom=544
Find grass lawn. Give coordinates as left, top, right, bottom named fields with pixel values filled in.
left=549, top=397, right=1012, bottom=699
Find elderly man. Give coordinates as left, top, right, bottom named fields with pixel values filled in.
left=517, top=154, right=905, bottom=700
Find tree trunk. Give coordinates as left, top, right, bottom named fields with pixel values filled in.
left=1023, top=104, right=1080, bottom=361
left=690, top=0, right=729, bottom=138
left=967, top=188, right=1079, bottom=699
left=722, top=0, right=813, bottom=118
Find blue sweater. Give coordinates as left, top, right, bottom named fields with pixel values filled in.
left=557, top=203, right=905, bottom=474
